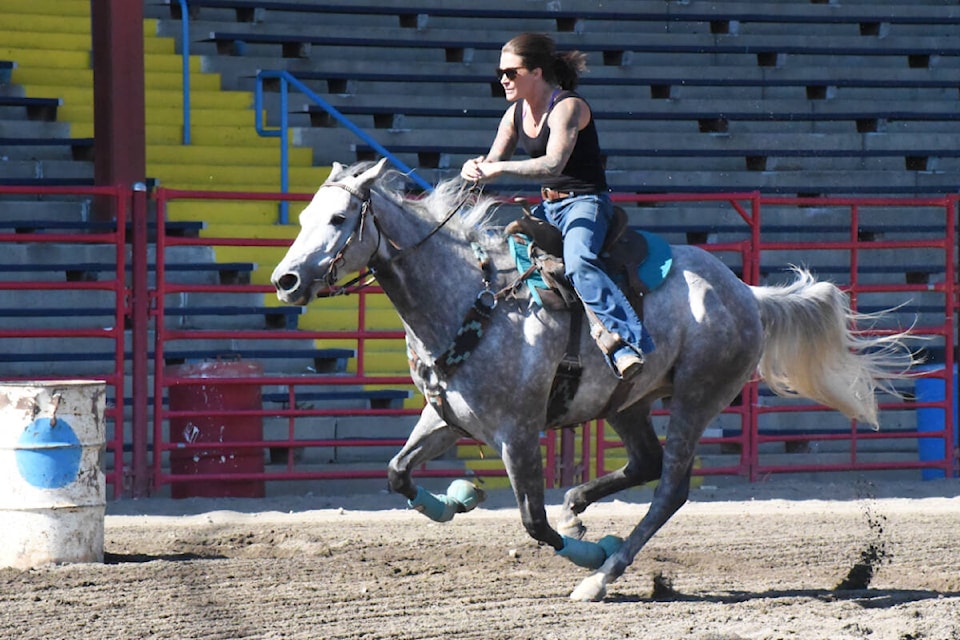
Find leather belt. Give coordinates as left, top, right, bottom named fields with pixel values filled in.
left=540, top=187, right=576, bottom=202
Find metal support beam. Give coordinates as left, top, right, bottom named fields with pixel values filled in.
left=91, top=1, right=149, bottom=496
left=91, top=0, right=146, bottom=220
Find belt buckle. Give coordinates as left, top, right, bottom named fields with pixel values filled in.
left=541, top=187, right=568, bottom=202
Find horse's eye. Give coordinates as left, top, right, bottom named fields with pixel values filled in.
left=330, top=213, right=347, bottom=226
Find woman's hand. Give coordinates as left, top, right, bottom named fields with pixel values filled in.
left=460, top=156, right=487, bottom=182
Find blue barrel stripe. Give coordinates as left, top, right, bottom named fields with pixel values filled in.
left=15, top=417, right=82, bottom=489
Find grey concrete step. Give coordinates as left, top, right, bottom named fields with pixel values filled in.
left=0, top=118, right=71, bottom=139
left=0, top=158, right=93, bottom=180
left=263, top=413, right=419, bottom=465
left=0, top=198, right=90, bottom=218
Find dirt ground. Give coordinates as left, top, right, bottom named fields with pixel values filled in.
left=1, top=477, right=959, bottom=640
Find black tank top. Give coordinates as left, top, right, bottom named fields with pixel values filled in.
left=514, top=90, right=608, bottom=194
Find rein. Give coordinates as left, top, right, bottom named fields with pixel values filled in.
left=376, top=187, right=476, bottom=262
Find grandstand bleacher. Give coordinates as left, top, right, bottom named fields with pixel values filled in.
left=165, top=0, right=960, bottom=37
left=0, top=95, right=62, bottom=120
left=167, top=0, right=960, bottom=197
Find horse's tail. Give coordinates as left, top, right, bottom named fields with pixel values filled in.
left=751, top=268, right=919, bottom=427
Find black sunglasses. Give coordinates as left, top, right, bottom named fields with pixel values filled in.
left=495, top=67, right=523, bottom=81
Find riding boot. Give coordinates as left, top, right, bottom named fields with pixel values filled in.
left=589, top=317, right=645, bottom=381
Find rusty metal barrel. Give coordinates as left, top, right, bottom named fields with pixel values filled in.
left=0, top=380, right=106, bottom=569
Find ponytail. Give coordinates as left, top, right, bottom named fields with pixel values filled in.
left=554, top=50, right=587, bottom=90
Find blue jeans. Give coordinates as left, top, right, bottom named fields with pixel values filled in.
left=535, top=193, right=654, bottom=363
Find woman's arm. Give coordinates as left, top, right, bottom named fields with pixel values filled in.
left=460, top=106, right=519, bottom=181
left=471, top=97, right=587, bottom=182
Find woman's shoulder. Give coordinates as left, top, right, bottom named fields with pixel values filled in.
left=551, top=90, right=589, bottom=112
left=554, top=89, right=584, bottom=103
left=548, top=91, right=591, bottom=128
left=550, top=91, right=589, bottom=114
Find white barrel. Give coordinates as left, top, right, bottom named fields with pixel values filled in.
left=0, top=380, right=106, bottom=569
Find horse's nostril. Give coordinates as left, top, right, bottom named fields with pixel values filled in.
left=276, top=272, right=300, bottom=293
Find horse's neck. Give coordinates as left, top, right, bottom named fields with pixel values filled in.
left=372, top=198, right=487, bottom=355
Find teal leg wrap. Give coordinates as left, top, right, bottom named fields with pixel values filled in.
left=408, top=486, right=460, bottom=522
left=408, top=481, right=482, bottom=522
left=557, top=536, right=607, bottom=570
left=557, top=535, right=623, bottom=570
left=597, top=535, right=623, bottom=558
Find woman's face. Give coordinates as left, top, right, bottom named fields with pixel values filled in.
left=497, top=51, right=534, bottom=103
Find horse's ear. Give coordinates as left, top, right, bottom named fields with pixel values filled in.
left=356, top=157, right=390, bottom=185
left=348, top=158, right=391, bottom=196
left=325, top=162, right=347, bottom=183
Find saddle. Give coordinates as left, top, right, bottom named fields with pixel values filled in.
left=504, top=204, right=672, bottom=317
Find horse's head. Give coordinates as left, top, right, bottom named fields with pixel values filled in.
left=272, top=158, right=389, bottom=305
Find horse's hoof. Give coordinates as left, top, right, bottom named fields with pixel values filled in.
left=569, top=573, right=607, bottom=602
left=557, top=516, right=586, bottom=540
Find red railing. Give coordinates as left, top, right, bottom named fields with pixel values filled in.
left=0, top=184, right=135, bottom=498
left=592, top=193, right=957, bottom=483
left=151, top=188, right=423, bottom=496
left=149, top=188, right=957, bottom=493
left=0, top=185, right=955, bottom=497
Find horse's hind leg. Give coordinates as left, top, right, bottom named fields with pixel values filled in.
left=570, top=376, right=751, bottom=601
left=557, top=400, right=662, bottom=539
left=570, top=416, right=697, bottom=601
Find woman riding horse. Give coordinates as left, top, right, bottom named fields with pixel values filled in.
left=461, top=32, right=649, bottom=380
left=271, top=157, right=916, bottom=600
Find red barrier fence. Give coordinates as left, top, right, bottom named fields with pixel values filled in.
left=0, top=185, right=138, bottom=498
left=1, top=184, right=956, bottom=497
left=604, top=193, right=958, bottom=483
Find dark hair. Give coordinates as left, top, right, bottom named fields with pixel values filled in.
left=502, top=32, right=587, bottom=90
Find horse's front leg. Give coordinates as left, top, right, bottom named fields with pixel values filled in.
left=388, top=404, right=484, bottom=522
left=502, top=429, right=619, bottom=570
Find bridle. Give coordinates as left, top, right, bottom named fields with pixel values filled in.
left=313, top=180, right=477, bottom=297
left=309, top=182, right=377, bottom=297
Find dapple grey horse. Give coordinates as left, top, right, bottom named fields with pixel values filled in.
left=271, top=159, right=915, bottom=601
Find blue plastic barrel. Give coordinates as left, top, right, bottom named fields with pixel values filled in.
left=916, top=364, right=959, bottom=480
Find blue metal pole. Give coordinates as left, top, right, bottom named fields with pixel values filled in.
left=254, top=72, right=289, bottom=222
left=283, top=72, right=433, bottom=192
left=177, top=0, right=191, bottom=145
left=279, top=77, right=290, bottom=223
left=255, top=70, right=433, bottom=194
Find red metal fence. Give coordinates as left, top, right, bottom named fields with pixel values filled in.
left=150, top=187, right=424, bottom=497
left=1, top=184, right=956, bottom=498
left=0, top=185, right=140, bottom=498
left=604, top=193, right=958, bottom=483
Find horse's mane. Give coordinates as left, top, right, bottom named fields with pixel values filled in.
left=372, top=169, right=504, bottom=249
